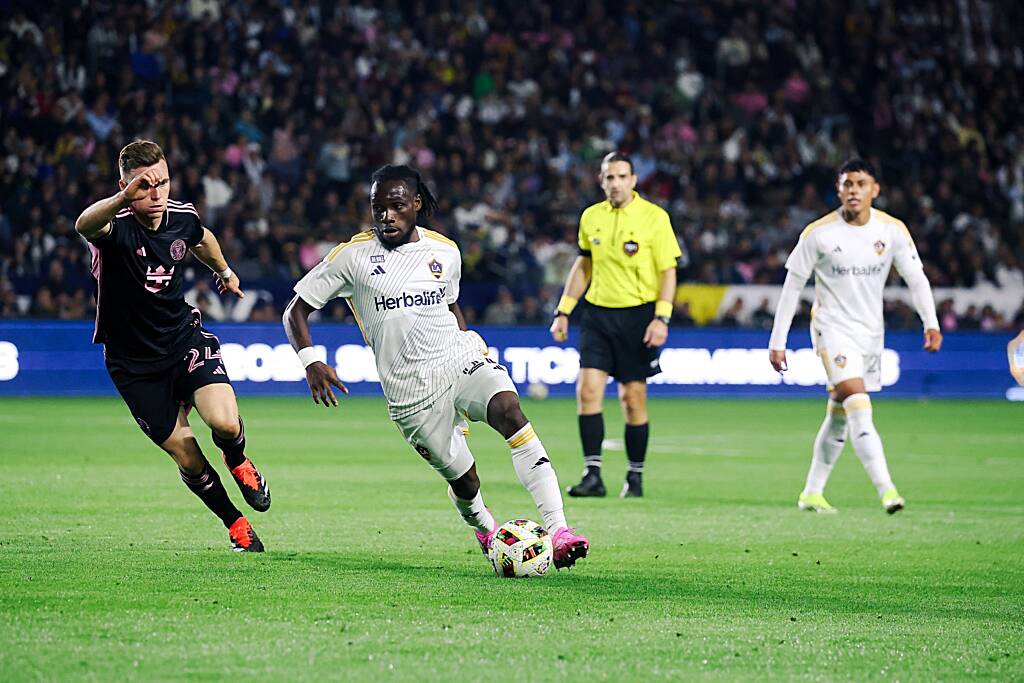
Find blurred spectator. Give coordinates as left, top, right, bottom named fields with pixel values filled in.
left=0, top=1, right=1021, bottom=329
left=750, top=298, right=775, bottom=330
left=483, top=286, right=519, bottom=326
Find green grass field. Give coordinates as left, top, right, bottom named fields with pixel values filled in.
left=1, top=396, right=1021, bottom=681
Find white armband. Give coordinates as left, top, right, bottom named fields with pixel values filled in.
left=297, top=346, right=320, bottom=369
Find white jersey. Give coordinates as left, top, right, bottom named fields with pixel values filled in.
left=785, top=208, right=925, bottom=342
left=294, top=227, right=484, bottom=419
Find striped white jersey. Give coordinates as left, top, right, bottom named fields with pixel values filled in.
left=784, top=208, right=930, bottom=342
left=294, top=227, right=484, bottom=419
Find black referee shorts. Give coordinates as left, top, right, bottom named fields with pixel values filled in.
left=578, top=302, right=662, bottom=383
left=105, top=327, right=231, bottom=445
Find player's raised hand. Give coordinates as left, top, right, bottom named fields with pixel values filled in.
left=769, top=349, right=788, bottom=372
left=216, top=272, right=245, bottom=299
left=923, top=328, right=943, bottom=353
left=119, top=169, right=161, bottom=207
left=643, top=318, right=668, bottom=348
left=306, top=361, right=349, bottom=407
left=550, top=315, right=569, bottom=343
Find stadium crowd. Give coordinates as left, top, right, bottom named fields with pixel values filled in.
left=1, top=0, right=1022, bottom=329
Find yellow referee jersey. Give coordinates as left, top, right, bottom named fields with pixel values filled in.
left=578, top=192, right=681, bottom=308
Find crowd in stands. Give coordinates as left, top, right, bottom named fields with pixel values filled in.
left=2, top=0, right=1022, bottom=330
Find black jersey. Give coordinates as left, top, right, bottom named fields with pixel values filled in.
left=88, top=199, right=205, bottom=366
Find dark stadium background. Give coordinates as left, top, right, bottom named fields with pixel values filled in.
left=0, top=1, right=1021, bottom=394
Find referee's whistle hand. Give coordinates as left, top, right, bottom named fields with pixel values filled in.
left=550, top=316, right=569, bottom=343
left=643, top=319, right=668, bottom=348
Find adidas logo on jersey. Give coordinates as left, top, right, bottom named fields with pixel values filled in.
left=371, top=265, right=386, bottom=275
left=374, top=287, right=447, bottom=311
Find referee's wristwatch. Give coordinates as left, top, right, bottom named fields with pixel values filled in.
left=655, top=315, right=671, bottom=325
left=553, top=311, right=568, bottom=319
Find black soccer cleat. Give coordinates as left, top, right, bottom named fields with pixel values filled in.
left=567, top=470, right=606, bottom=497
left=224, top=454, right=271, bottom=512
left=620, top=472, right=643, bottom=498
left=228, top=517, right=265, bottom=552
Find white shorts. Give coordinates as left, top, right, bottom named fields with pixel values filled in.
left=812, top=325, right=883, bottom=393
left=393, top=353, right=518, bottom=480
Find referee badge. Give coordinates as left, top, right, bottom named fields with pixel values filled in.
left=428, top=257, right=443, bottom=279
left=623, top=240, right=639, bottom=256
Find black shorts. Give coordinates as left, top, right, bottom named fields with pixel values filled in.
left=578, top=302, right=661, bottom=383
left=105, top=327, right=231, bottom=445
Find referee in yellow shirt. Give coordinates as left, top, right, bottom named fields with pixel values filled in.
left=550, top=153, right=681, bottom=498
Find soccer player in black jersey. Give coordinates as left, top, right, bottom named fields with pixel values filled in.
left=74, top=140, right=270, bottom=552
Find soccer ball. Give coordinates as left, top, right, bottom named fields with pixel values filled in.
left=488, top=519, right=553, bottom=578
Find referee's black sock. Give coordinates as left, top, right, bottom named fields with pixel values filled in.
left=213, top=417, right=246, bottom=469
left=180, top=461, right=243, bottom=528
left=579, top=413, right=604, bottom=475
left=625, top=423, right=649, bottom=475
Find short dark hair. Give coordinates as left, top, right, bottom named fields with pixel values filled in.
left=601, top=152, right=634, bottom=175
left=837, top=158, right=876, bottom=180
left=118, top=140, right=165, bottom=176
left=370, top=164, right=439, bottom=216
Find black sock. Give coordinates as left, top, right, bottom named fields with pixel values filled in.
left=579, top=413, right=604, bottom=475
left=213, top=417, right=246, bottom=469
left=625, top=423, right=649, bottom=476
left=180, top=462, right=242, bottom=528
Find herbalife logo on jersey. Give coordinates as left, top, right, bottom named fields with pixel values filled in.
left=145, top=265, right=175, bottom=293
left=831, top=264, right=884, bottom=277
left=374, top=287, right=447, bottom=311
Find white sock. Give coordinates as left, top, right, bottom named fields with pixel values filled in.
left=842, top=393, right=895, bottom=497
left=447, top=487, right=494, bottom=533
left=803, top=399, right=847, bottom=495
left=507, top=423, right=568, bottom=533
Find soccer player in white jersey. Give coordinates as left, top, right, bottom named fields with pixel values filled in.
left=769, top=159, right=943, bottom=514
left=283, top=165, right=589, bottom=569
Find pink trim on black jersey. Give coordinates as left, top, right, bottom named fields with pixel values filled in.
left=89, top=242, right=103, bottom=343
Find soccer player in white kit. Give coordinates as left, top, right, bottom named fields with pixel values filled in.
left=283, top=165, right=589, bottom=569
left=769, top=159, right=943, bottom=514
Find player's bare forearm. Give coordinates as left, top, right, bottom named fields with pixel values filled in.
left=449, top=303, right=468, bottom=331
left=283, top=295, right=348, bottom=406
left=75, top=192, right=127, bottom=240
left=191, top=229, right=229, bottom=273
left=192, top=228, right=244, bottom=298
left=283, top=295, right=317, bottom=351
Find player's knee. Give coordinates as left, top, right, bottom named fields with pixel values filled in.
left=205, top=407, right=240, bottom=438
left=487, top=391, right=526, bottom=437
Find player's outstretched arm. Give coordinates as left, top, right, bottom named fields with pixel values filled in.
left=283, top=295, right=348, bottom=407
left=74, top=171, right=160, bottom=241
left=192, top=228, right=245, bottom=299
left=550, top=255, right=592, bottom=342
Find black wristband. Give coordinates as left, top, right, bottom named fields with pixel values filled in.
left=553, top=311, right=568, bottom=319
left=655, top=315, right=670, bottom=325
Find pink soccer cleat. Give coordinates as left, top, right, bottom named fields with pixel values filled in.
left=551, top=527, right=589, bottom=569
left=474, top=508, right=497, bottom=555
